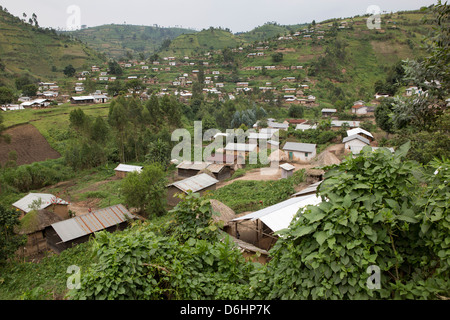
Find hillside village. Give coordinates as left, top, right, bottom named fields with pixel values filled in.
left=0, top=2, right=449, bottom=302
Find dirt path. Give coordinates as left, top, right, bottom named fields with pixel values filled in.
left=215, top=144, right=344, bottom=190
left=216, top=163, right=313, bottom=189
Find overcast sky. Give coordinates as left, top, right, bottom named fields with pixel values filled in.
left=0, top=0, right=437, bottom=32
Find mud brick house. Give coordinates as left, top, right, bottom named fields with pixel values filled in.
left=13, top=193, right=69, bottom=220
left=167, top=173, right=219, bottom=206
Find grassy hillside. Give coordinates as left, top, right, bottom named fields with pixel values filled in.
left=160, top=28, right=245, bottom=57
left=237, top=22, right=308, bottom=42
left=65, top=24, right=196, bottom=59
left=0, top=8, right=104, bottom=86
left=229, top=10, right=435, bottom=105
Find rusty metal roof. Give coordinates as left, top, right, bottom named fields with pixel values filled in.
left=169, top=173, right=219, bottom=193
left=51, top=204, right=134, bottom=242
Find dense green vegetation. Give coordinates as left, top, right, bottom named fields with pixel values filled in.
left=67, top=193, right=257, bottom=300
left=0, top=7, right=104, bottom=88
left=121, top=164, right=167, bottom=217
left=64, top=24, right=195, bottom=60
left=237, top=22, right=308, bottom=42
left=0, top=242, right=95, bottom=299
left=161, top=27, right=244, bottom=57
left=375, top=2, right=450, bottom=163
left=257, top=144, right=449, bottom=299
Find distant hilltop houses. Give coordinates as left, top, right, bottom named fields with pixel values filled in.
left=1, top=15, right=436, bottom=113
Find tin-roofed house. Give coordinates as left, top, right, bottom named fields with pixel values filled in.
left=231, top=194, right=322, bottom=250
left=321, top=108, right=337, bottom=117
left=12, top=193, right=70, bottom=220
left=45, top=204, right=135, bottom=253
left=224, top=143, right=258, bottom=164
left=343, top=134, right=370, bottom=154
left=167, top=173, right=219, bottom=206
left=114, top=164, right=143, bottom=178
left=204, top=163, right=231, bottom=181
left=176, top=161, right=209, bottom=178
left=282, top=142, right=317, bottom=163
left=15, top=209, right=64, bottom=257
left=331, top=120, right=361, bottom=130
left=346, top=128, right=374, bottom=142
left=70, top=96, right=95, bottom=104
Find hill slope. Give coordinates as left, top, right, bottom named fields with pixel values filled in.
left=231, top=10, right=435, bottom=104
left=237, top=22, right=308, bottom=42
left=0, top=8, right=104, bottom=86
left=160, top=28, right=245, bottom=57
left=65, top=24, right=196, bottom=59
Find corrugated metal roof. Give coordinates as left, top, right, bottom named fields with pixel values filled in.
left=71, top=96, right=94, bottom=100
left=224, top=143, right=257, bottom=152
left=346, top=128, right=373, bottom=138
left=268, top=122, right=289, bottom=129
left=342, top=134, right=370, bottom=145
left=206, top=163, right=225, bottom=174
left=331, top=120, right=360, bottom=128
left=169, top=173, right=219, bottom=193
left=259, top=128, right=279, bottom=135
left=291, top=181, right=322, bottom=197
left=114, top=164, right=143, bottom=173
left=279, top=163, right=295, bottom=171
left=176, top=161, right=209, bottom=171
left=232, top=194, right=322, bottom=232
left=12, top=193, right=69, bottom=213
left=248, top=132, right=273, bottom=140
left=51, top=204, right=134, bottom=242
left=283, top=142, right=316, bottom=153
left=51, top=219, right=86, bottom=242
left=296, top=123, right=317, bottom=131
left=205, top=154, right=237, bottom=164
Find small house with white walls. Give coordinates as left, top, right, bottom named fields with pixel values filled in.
left=282, top=142, right=316, bottom=163
left=343, top=134, right=370, bottom=153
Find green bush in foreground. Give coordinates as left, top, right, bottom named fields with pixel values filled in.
left=257, top=143, right=449, bottom=299
left=68, top=193, right=259, bottom=300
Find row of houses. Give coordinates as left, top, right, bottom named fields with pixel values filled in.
left=12, top=132, right=393, bottom=262
left=12, top=192, right=135, bottom=257
left=9, top=159, right=311, bottom=261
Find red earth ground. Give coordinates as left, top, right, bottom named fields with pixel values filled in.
left=0, top=124, right=61, bottom=166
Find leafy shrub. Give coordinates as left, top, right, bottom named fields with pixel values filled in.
left=67, top=195, right=259, bottom=300
left=0, top=204, right=26, bottom=264
left=292, top=127, right=338, bottom=145
left=0, top=159, right=75, bottom=193
left=256, top=143, right=450, bottom=299
left=121, top=164, right=167, bottom=217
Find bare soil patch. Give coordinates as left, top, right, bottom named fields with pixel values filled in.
left=0, top=124, right=60, bottom=166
